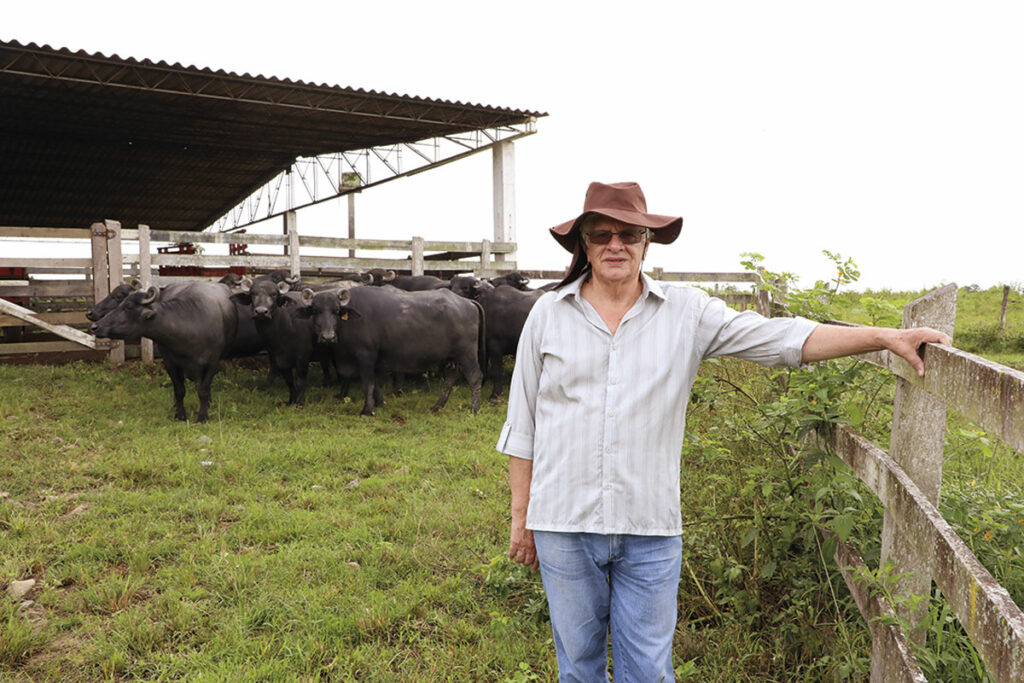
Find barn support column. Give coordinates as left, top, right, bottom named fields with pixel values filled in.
left=347, top=194, right=357, bottom=259
left=411, top=237, right=425, bottom=276
left=492, top=141, right=516, bottom=264
left=137, top=224, right=154, bottom=363
left=284, top=211, right=300, bottom=277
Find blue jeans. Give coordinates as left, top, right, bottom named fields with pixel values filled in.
left=533, top=532, right=682, bottom=683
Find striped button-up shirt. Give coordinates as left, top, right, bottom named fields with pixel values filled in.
left=496, top=273, right=818, bottom=536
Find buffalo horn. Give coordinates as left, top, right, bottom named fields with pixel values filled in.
left=383, top=270, right=396, bottom=282
left=360, top=272, right=373, bottom=285
left=140, top=285, right=159, bottom=305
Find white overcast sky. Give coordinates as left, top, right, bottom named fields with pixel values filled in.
left=5, top=1, right=1023, bottom=291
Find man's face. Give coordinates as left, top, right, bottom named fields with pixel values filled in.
left=582, top=218, right=649, bottom=285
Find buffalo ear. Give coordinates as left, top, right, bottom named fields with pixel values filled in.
left=130, top=278, right=142, bottom=290
left=230, top=291, right=253, bottom=306
left=140, top=308, right=156, bottom=320
left=337, top=289, right=351, bottom=307
left=277, top=281, right=291, bottom=294
left=360, top=272, right=373, bottom=285
left=339, top=306, right=361, bottom=321
left=300, top=288, right=315, bottom=307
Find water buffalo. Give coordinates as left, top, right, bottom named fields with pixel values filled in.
left=230, top=277, right=337, bottom=405
left=386, top=274, right=449, bottom=291
left=298, top=286, right=484, bottom=416
left=488, top=272, right=532, bottom=290
left=87, top=277, right=266, bottom=363
left=89, top=281, right=237, bottom=422
left=472, top=281, right=546, bottom=402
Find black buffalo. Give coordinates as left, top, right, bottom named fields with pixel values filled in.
left=230, top=277, right=337, bottom=405
left=298, top=286, right=484, bottom=416
left=488, top=272, right=532, bottom=290
left=87, top=277, right=266, bottom=363
left=471, top=281, right=545, bottom=402
left=387, top=274, right=450, bottom=291
left=89, top=281, right=237, bottom=422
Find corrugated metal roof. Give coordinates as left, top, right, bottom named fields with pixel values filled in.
left=0, top=39, right=546, bottom=230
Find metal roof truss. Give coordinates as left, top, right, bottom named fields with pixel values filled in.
left=216, top=120, right=536, bottom=232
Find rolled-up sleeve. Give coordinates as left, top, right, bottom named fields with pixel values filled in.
left=697, top=295, right=819, bottom=368
left=496, top=297, right=547, bottom=460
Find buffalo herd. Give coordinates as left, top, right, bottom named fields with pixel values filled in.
left=87, top=270, right=556, bottom=422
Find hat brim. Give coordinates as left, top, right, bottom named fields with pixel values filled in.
left=549, top=209, right=683, bottom=253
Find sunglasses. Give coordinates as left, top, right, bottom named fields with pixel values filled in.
left=583, top=227, right=649, bottom=245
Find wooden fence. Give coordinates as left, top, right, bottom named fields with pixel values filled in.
left=817, top=284, right=1024, bottom=681
left=0, top=221, right=771, bottom=361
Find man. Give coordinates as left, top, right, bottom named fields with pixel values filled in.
left=496, top=181, right=950, bottom=681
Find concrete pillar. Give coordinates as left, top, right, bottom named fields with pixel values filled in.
left=411, top=236, right=425, bottom=276
left=137, top=224, right=154, bottom=363
left=492, top=141, right=516, bottom=262
left=876, top=283, right=956, bottom=669
left=285, top=211, right=300, bottom=277
left=348, top=193, right=357, bottom=259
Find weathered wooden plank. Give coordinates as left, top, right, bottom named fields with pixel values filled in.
left=0, top=226, right=93, bottom=239
left=297, top=235, right=516, bottom=252
left=120, top=229, right=288, bottom=247
left=652, top=271, right=762, bottom=283
left=118, top=229, right=516, bottom=254
left=0, top=298, right=106, bottom=349
left=833, top=540, right=928, bottom=683
left=826, top=425, right=1024, bottom=682
left=0, top=258, right=93, bottom=268
left=0, top=312, right=88, bottom=328
left=0, top=340, right=108, bottom=355
left=847, top=341, right=1024, bottom=455
left=0, top=283, right=94, bottom=297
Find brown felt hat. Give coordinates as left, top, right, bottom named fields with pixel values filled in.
left=549, top=181, right=683, bottom=253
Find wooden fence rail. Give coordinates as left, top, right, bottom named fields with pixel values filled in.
left=0, top=223, right=772, bottom=361
left=818, top=284, right=1024, bottom=681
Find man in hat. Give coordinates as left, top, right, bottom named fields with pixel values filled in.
left=496, top=181, right=950, bottom=681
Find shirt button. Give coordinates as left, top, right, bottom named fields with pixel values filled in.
left=604, top=484, right=612, bottom=490
left=611, top=343, right=618, bottom=350
left=605, top=446, right=613, bottom=453
left=607, top=411, right=614, bottom=417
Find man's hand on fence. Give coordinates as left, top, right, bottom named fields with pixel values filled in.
left=884, top=327, right=952, bottom=377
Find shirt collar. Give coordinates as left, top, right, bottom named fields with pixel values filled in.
left=553, top=271, right=668, bottom=303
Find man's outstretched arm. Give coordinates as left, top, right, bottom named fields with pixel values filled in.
left=802, top=324, right=952, bottom=377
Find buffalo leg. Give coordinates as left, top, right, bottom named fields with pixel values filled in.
left=357, top=356, right=377, bottom=417
left=430, top=363, right=461, bottom=413
left=457, top=350, right=484, bottom=414
left=164, top=360, right=188, bottom=421
left=487, top=349, right=504, bottom=403
left=195, top=364, right=218, bottom=423
left=294, top=358, right=311, bottom=406
left=281, top=367, right=298, bottom=405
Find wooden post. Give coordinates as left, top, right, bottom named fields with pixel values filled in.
left=103, top=220, right=125, bottom=364
left=285, top=211, right=300, bottom=277
left=478, top=239, right=492, bottom=278
left=411, top=237, right=425, bottom=277
left=138, top=224, right=154, bottom=363
left=874, top=283, right=957, bottom=679
left=999, top=285, right=1010, bottom=332
left=492, top=141, right=516, bottom=263
left=348, top=193, right=357, bottom=259
left=90, top=222, right=110, bottom=312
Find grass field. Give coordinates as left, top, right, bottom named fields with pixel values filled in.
left=1, top=284, right=1022, bottom=681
